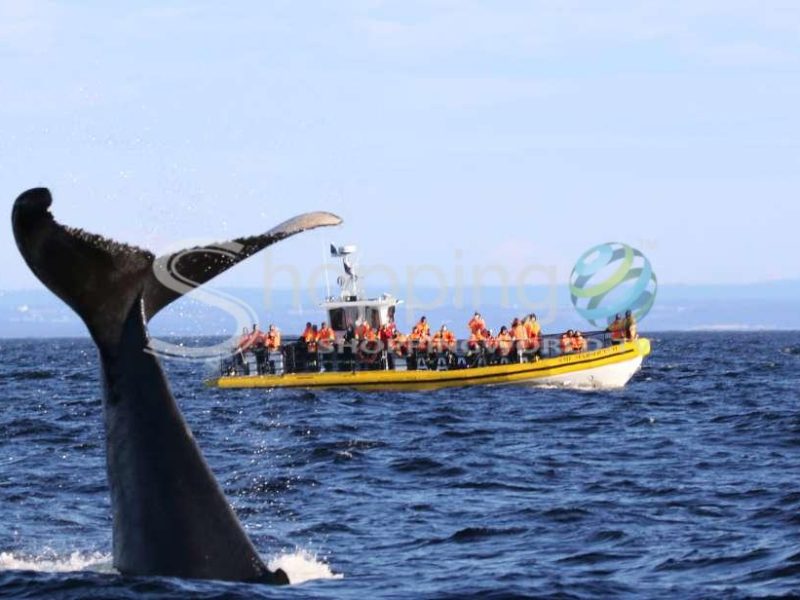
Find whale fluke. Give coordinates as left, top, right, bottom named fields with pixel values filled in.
left=144, top=211, right=342, bottom=321
left=11, top=187, right=342, bottom=584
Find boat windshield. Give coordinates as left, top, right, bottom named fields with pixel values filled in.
left=330, top=307, right=359, bottom=331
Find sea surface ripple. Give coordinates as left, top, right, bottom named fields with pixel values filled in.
left=1, top=332, right=799, bottom=599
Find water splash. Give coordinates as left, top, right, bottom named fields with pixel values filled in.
left=268, top=549, right=342, bottom=585
left=0, top=550, right=112, bottom=573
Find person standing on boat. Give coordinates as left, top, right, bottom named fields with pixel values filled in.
left=266, top=324, right=281, bottom=350
left=624, top=310, right=638, bottom=340
left=560, top=330, right=574, bottom=354
left=524, top=314, right=541, bottom=348
left=496, top=326, right=513, bottom=359
left=571, top=330, right=586, bottom=352
left=413, top=316, right=430, bottom=338
left=317, top=321, right=335, bottom=352
left=379, top=319, right=397, bottom=369
left=252, top=327, right=268, bottom=375
left=379, top=318, right=397, bottom=350
left=607, top=314, right=625, bottom=344
left=468, top=312, right=486, bottom=336
left=511, top=318, right=528, bottom=360
left=301, top=322, right=314, bottom=344
left=433, top=325, right=456, bottom=353
left=412, top=316, right=431, bottom=354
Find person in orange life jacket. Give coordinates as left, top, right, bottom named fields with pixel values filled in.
left=379, top=319, right=397, bottom=352
left=607, top=314, right=625, bottom=343
left=524, top=314, right=541, bottom=348
left=391, top=331, right=409, bottom=356
left=468, top=312, right=486, bottom=336
left=560, top=330, right=574, bottom=353
left=432, top=325, right=456, bottom=353
left=413, top=316, right=430, bottom=338
left=624, top=310, right=638, bottom=340
left=511, top=317, right=528, bottom=354
left=496, top=326, right=513, bottom=357
left=317, top=321, right=335, bottom=351
left=482, top=329, right=498, bottom=357
left=467, top=327, right=484, bottom=352
left=412, top=316, right=431, bottom=352
left=306, top=325, right=319, bottom=353
left=356, top=320, right=376, bottom=342
left=571, top=330, right=586, bottom=352
left=266, top=324, right=281, bottom=350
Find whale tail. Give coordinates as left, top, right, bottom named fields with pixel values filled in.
left=12, top=187, right=341, bottom=349
left=12, top=187, right=341, bottom=584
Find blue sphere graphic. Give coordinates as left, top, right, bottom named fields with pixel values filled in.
left=570, top=242, right=657, bottom=328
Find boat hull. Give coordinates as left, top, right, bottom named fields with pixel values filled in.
left=209, top=338, right=651, bottom=392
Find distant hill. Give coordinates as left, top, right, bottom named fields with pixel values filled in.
left=1, top=281, right=799, bottom=339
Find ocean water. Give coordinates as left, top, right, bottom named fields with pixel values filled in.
left=0, top=332, right=799, bottom=599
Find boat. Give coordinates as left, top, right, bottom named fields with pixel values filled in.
left=208, top=245, right=651, bottom=391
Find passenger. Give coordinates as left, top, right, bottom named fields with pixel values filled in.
left=266, top=324, right=281, bottom=350
left=411, top=317, right=430, bottom=353
left=392, top=331, right=409, bottom=356
left=524, top=314, right=541, bottom=348
left=301, top=321, right=314, bottom=341
left=468, top=312, right=486, bottom=336
left=467, top=328, right=484, bottom=352
left=252, top=329, right=267, bottom=375
left=317, top=321, right=335, bottom=351
left=413, top=315, right=431, bottom=338
left=623, top=310, right=638, bottom=339
left=379, top=319, right=397, bottom=352
left=496, top=326, right=513, bottom=357
left=482, top=329, right=497, bottom=357
left=511, top=317, right=528, bottom=354
left=572, top=330, right=586, bottom=352
left=357, top=320, right=376, bottom=342
left=307, top=325, right=319, bottom=353
left=560, top=330, right=574, bottom=353
left=607, top=314, right=625, bottom=344
left=432, top=325, right=456, bottom=353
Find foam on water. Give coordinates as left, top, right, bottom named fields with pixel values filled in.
left=0, top=550, right=112, bottom=573
left=268, top=549, right=343, bottom=585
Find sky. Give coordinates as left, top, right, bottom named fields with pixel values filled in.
left=1, top=0, right=799, bottom=295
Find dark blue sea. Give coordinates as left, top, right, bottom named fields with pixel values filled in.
left=1, top=332, right=799, bottom=599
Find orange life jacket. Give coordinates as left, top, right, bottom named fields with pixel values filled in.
left=468, top=316, right=485, bottom=335
left=560, top=334, right=573, bottom=352
left=571, top=335, right=585, bottom=352
left=525, top=320, right=541, bottom=341
left=317, top=327, right=334, bottom=350
left=496, top=332, right=513, bottom=355
left=266, top=330, right=281, bottom=350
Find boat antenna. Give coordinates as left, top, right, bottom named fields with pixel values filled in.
left=322, top=241, right=332, bottom=300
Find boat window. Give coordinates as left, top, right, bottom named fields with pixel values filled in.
left=366, top=307, right=381, bottom=329
left=329, top=307, right=359, bottom=331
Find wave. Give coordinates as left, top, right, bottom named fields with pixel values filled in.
left=0, top=548, right=340, bottom=587
left=268, top=550, right=342, bottom=585
left=0, top=550, right=112, bottom=573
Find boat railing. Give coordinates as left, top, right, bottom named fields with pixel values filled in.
left=219, top=330, right=621, bottom=377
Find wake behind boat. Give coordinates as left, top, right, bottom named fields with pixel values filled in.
left=208, top=245, right=650, bottom=392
